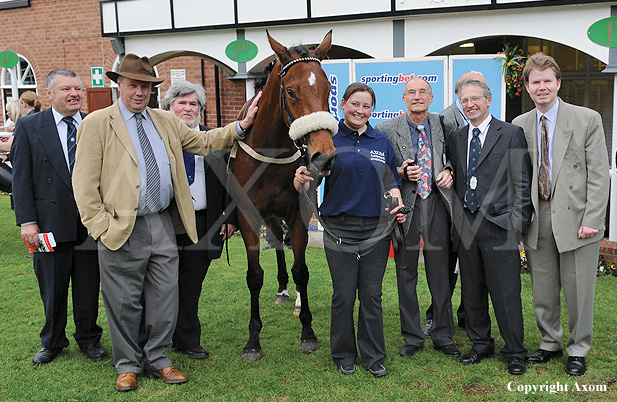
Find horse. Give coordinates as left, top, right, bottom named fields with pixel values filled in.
left=227, top=31, right=338, bottom=361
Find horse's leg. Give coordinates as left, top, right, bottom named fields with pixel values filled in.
left=267, top=218, right=290, bottom=304
left=288, top=215, right=320, bottom=354
left=238, top=211, right=265, bottom=361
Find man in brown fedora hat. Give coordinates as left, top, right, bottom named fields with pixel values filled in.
left=73, top=53, right=260, bottom=392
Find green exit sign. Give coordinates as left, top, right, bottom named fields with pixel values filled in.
left=588, top=17, right=617, bottom=47
left=225, top=40, right=258, bottom=63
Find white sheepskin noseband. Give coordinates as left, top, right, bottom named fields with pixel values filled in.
left=288, top=111, right=338, bottom=141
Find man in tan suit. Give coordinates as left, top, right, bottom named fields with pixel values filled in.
left=73, top=54, right=260, bottom=391
left=512, top=53, right=609, bottom=376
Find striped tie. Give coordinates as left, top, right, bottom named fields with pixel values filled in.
left=63, top=117, right=77, bottom=175
left=134, top=113, right=160, bottom=212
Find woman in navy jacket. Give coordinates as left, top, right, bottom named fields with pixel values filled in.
left=295, top=82, right=405, bottom=377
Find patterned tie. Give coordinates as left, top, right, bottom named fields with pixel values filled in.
left=538, top=115, right=551, bottom=200
left=134, top=113, right=160, bottom=212
left=63, top=117, right=76, bottom=175
left=465, top=127, right=482, bottom=212
left=416, top=124, right=432, bottom=199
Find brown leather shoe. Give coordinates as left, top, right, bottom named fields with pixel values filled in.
left=115, top=372, right=138, bottom=392
left=144, top=366, right=188, bottom=384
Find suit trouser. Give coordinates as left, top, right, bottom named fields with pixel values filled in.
left=98, top=209, right=179, bottom=374
left=395, top=192, right=454, bottom=347
left=323, top=215, right=389, bottom=370
left=457, top=210, right=526, bottom=359
left=426, top=246, right=465, bottom=326
left=173, top=212, right=212, bottom=350
left=33, top=239, right=102, bottom=350
left=526, top=199, right=598, bottom=357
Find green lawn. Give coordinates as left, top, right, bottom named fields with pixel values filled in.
left=0, top=193, right=615, bottom=401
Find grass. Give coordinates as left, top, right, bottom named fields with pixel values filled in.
left=0, top=192, right=616, bottom=401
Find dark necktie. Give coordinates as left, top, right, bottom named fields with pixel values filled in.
left=538, top=115, right=551, bottom=200
left=416, top=124, right=432, bottom=199
left=134, top=113, right=160, bottom=212
left=465, top=127, right=482, bottom=212
left=63, top=117, right=76, bottom=175
left=183, top=153, right=195, bottom=185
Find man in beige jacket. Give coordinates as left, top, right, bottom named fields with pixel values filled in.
left=73, top=54, right=260, bottom=391
left=512, top=53, right=609, bottom=376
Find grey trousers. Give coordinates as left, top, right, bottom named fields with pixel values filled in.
left=526, top=199, right=598, bottom=357
left=98, top=209, right=179, bottom=374
left=395, top=193, right=454, bottom=348
left=323, top=215, right=390, bottom=370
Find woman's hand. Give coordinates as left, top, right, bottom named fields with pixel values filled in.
left=293, top=165, right=313, bottom=192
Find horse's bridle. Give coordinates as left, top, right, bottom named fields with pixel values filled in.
left=278, top=57, right=322, bottom=164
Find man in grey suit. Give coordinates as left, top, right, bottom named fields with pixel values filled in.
left=376, top=77, right=460, bottom=358
left=512, top=53, right=609, bottom=376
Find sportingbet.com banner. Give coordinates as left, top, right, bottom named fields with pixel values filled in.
left=322, top=56, right=504, bottom=127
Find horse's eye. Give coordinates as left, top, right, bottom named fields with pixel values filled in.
left=286, top=88, right=296, bottom=99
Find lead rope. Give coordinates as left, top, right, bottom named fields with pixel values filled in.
left=299, top=185, right=399, bottom=260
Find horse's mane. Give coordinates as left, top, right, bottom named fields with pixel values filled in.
left=253, top=45, right=312, bottom=92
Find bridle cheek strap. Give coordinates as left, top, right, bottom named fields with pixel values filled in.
left=288, top=111, right=338, bottom=141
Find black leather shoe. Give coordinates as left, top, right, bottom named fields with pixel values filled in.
left=80, top=342, right=108, bottom=362
left=507, top=356, right=527, bottom=375
left=459, top=350, right=494, bottom=365
left=368, top=364, right=387, bottom=378
left=526, top=348, right=563, bottom=364
left=434, top=344, right=462, bottom=357
left=423, top=319, right=434, bottom=336
left=399, top=344, right=422, bottom=356
left=175, top=345, right=210, bottom=360
left=32, top=347, right=61, bottom=365
left=338, top=364, right=356, bottom=375
left=565, top=356, right=586, bottom=376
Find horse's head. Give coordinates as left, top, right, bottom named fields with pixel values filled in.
left=267, top=31, right=337, bottom=177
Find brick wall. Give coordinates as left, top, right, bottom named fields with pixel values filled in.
left=1, top=0, right=246, bottom=128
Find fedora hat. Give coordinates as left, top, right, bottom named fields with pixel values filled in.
left=106, top=54, right=164, bottom=85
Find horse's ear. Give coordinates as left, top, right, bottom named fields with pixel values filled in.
left=313, top=30, right=332, bottom=61
left=266, top=30, right=291, bottom=63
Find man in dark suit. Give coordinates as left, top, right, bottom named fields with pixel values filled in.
left=11, top=69, right=106, bottom=365
left=161, top=81, right=236, bottom=359
left=513, top=53, right=609, bottom=376
left=427, top=71, right=487, bottom=334
left=446, top=79, right=532, bottom=375
left=375, top=77, right=459, bottom=358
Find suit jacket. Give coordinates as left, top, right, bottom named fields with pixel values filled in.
left=72, top=102, right=240, bottom=251
left=439, top=101, right=466, bottom=137
left=11, top=108, right=88, bottom=244
left=376, top=112, right=454, bottom=235
left=512, top=99, right=609, bottom=253
left=177, top=125, right=237, bottom=260
left=446, top=117, right=533, bottom=250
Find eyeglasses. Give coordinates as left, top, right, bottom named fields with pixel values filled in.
left=405, top=89, right=429, bottom=97
left=460, top=96, right=485, bottom=106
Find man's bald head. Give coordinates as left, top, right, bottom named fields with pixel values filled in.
left=455, top=72, right=487, bottom=96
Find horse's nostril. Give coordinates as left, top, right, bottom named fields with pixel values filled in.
left=311, top=151, right=337, bottom=172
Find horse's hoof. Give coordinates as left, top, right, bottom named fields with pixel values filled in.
left=275, top=294, right=290, bottom=304
left=293, top=306, right=301, bottom=316
left=241, top=349, right=262, bottom=361
left=300, top=339, right=321, bottom=354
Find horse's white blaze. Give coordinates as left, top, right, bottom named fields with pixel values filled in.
left=308, top=72, right=316, bottom=86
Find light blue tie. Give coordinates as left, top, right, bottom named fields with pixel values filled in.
left=134, top=113, right=160, bottom=212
